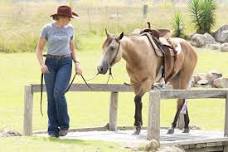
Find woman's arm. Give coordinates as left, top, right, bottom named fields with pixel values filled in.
left=36, top=38, right=49, bottom=73
left=70, top=40, right=82, bottom=75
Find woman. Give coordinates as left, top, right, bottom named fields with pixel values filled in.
left=36, top=5, right=82, bottom=137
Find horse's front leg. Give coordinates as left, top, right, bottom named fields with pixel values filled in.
left=133, top=95, right=143, bottom=135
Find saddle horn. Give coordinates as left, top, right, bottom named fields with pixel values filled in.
left=147, top=22, right=151, bottom=29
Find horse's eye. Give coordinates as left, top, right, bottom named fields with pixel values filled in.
left=110, top=46, right=115, bottom=51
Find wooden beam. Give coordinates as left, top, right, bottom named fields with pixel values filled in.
left=31, top=83, right=133, bottom=92
left=23, top=85, right=33, bottom=136
left=147, top=90, right=160, bottom=141
left=31, top=83, right=227, bottom=99
left=109, top=92, right=119, bottom=131
left=160, top=89, right=227, bottom=99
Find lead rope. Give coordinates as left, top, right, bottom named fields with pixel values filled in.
left=40, top=73, right=44, bottom=117
left=106, top=68, right=114, bottom=84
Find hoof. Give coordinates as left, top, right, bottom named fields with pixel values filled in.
left=167, top=128, right=174, bottom=134
left=133, top=126, right=141, bottom=135
left=183, top=128, right=190, bottom=133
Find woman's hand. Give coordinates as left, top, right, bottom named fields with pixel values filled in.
left=41, top=64, right=49, bottom=74
left=75, top=62, right=82, bottom=75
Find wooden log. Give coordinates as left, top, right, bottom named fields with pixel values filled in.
left=109, top=92, right=119, bottom=131
left=147, top=90, right=160, bottom=141
left=23, top=85, right=33, bottom=136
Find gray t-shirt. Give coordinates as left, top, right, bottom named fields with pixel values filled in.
left=40, top=23, right=74, bottom=56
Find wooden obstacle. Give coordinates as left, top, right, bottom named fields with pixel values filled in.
left=24, top=84, right=228, bottom=151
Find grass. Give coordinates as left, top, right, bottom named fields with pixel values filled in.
left=0, top=136, right=130, bottom=152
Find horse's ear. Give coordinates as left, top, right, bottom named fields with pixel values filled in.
left=105, top=28, right=110, bottom=37
left=117, top=32, right=124, bottom=41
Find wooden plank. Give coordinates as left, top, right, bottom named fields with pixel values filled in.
left=163, top=137, right=228, bottom=146
left=23, top=85, right=33, bottom=136
left=225, top=92, right=228, bottom=137
left=31, top=83, right=227, bottom=99
left=147, top=90, right=160, bottom=141
left=225, top=92, right=228, bottom=152
left=31, top=83, right=133, bottom=92
left=160, top=89, right=227, bottom=99
left=109, top=92, right=119, bottom=131
left=186, top=146, right=224, bottom=152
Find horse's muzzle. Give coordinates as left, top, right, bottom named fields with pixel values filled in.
left=97, top=62, right=109, bottom=74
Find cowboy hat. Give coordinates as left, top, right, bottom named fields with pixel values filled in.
left=50, top=5, right=79, bottom=18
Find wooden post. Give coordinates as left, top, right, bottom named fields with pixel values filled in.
left=109, top=92, right=118, bottom=131
left=177, top=113, right=185, bottom=129
left=147, top=90, right=160, bottom=141
left=224, top=92, right=228, bottom=152
left=143, top=4, right=148, bottom=18
left=23, top=85, right=33, bottom=136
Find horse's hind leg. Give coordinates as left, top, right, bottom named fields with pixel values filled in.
left=167, top=98, right=186, bottom=134
left=133, top=95, right=143, bottom=135
left=183, top=108, right=190, bottom=133
left=167, top=69, right=193, bottom=134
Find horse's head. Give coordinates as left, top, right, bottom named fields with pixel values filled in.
left=97, top=29, right=124, bottom=74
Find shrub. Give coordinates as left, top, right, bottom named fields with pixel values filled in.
left=172, top=11, right=185, bottom=38
left=188, top=0, right=216, bottom=34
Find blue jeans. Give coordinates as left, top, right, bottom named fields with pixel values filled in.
left=44, top=56, right=72, bottom=135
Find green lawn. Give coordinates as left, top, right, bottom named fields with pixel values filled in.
left=0, top=48, right=228, bottom=151
left=0, top=136, right=131, bottom=152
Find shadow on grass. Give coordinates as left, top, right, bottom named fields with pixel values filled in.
left=31, top=136, right=116, bottom=147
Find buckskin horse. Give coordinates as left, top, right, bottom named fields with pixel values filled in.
left=97, top=28, right=197, bottom=135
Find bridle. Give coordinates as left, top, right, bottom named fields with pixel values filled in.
left=106, top=38, right=121, bottom=84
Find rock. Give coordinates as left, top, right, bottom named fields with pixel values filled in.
left=214, top=25, right=228, bottom=43
left=204, top=33, right=216, bottom=44
left=220, top=43, right=228, bottom=52
left=190, top=33, right=216, bottom=48
left=206, top=71, right=223, bottom=84
left=193, top=74, right=205, bottom=82
left=191, top=33, right=206, bottom=47
left=144, top=139, right=160, bottom=152
left=197, top=79, right=209, bottom=85
left=213, top=77, right=228, bottom=88
left=207, top=43, right=220, bottom=50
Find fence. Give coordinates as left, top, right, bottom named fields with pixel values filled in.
left=24, top=83, right=228, bottom=144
